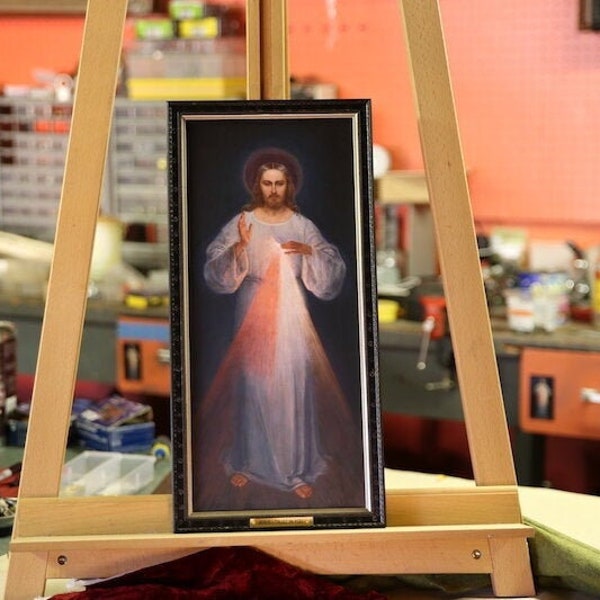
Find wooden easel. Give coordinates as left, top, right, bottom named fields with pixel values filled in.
left=4, top=1, right=535, bottom=598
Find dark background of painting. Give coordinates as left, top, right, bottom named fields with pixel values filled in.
left=180, top=104, right=372, bottom=421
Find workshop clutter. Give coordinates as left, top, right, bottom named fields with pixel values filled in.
left=124, top=1, right=246, bottom=100
left=6, top=393, right=156, bottom=453
left=72, top=394, right=156, bottom=453
left=0, top=322, right=17, bottom=445
left=60, top=450, right=156, bottom=497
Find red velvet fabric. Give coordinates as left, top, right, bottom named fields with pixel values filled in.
left=50, top=546, right=386, bottom=599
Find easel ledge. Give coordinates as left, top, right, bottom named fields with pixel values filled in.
left=10, top=488, right=533, bottom=596
left=5, top=0, right=535, bottom=598
left=9, top=487, right=534, bottom=596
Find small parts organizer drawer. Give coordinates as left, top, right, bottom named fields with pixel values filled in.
left=116, top=316, right=170, bottom=396
left=519, top=347, right=600, bottom=440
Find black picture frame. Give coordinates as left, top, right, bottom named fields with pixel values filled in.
left=168, top=99, right=385, bottom=533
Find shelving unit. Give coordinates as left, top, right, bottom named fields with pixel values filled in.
left=109, top=100, right=169, bottom=229
left=0, top=98, right=71, bottom=236
left=0, top=97, right=168, bottom=241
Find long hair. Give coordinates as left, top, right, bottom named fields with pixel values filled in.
left=242, top=163, right=299, bottom=212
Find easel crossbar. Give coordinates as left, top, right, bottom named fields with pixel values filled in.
left=11, top=486, right=524, bottom=538
left=10, top=523, right=535, bottom=551
left=11, top=525, right=534, bottom=582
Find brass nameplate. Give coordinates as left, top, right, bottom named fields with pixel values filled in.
left=250, top=516, right=314, bottom=528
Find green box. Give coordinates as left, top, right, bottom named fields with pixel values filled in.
left=169, top=0, right=205, bottom=20
left=135, top=19, right=176, bottom=40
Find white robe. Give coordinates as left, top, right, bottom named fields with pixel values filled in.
left=202, top=211, right=347, bottom=493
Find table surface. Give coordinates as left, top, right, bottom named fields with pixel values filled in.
left=380, top=314, right=600, bottom=353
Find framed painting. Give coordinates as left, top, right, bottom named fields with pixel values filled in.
left=168, top=99, right=385, bottom=533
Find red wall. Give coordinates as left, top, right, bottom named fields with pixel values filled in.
left=0, top=15, right=83, bottom=85
left=287, top=0, right=600, bottom=247
left=2, top=1, right=600, bottom=247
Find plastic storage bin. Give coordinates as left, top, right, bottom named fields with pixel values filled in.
left=60, top=451, right=155, bottom=497
left=99, top=453, right=156, bottom=496
left=60, top=451, right=121, bottom=497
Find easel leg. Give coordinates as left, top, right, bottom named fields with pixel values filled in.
left=6, top=1, right=127, bottom=597
left=4, top=551, right=49, bottom=600
left=489, top=537, right=536, bottom=597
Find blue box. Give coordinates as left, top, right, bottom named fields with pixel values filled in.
left=75, top=419, right=155, bottom=453
left=6, top=416, right=80, bottom=447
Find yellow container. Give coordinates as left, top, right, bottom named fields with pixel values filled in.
left=178, top=17, right=220, bottom=39
left=378, top=299, right=400, bottom=323
left=126, top=77, right=246, bottom=100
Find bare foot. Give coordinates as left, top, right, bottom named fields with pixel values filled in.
left=230, top=473, right=249, bottom=488
left=294, top=484, right=313, bottom=499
